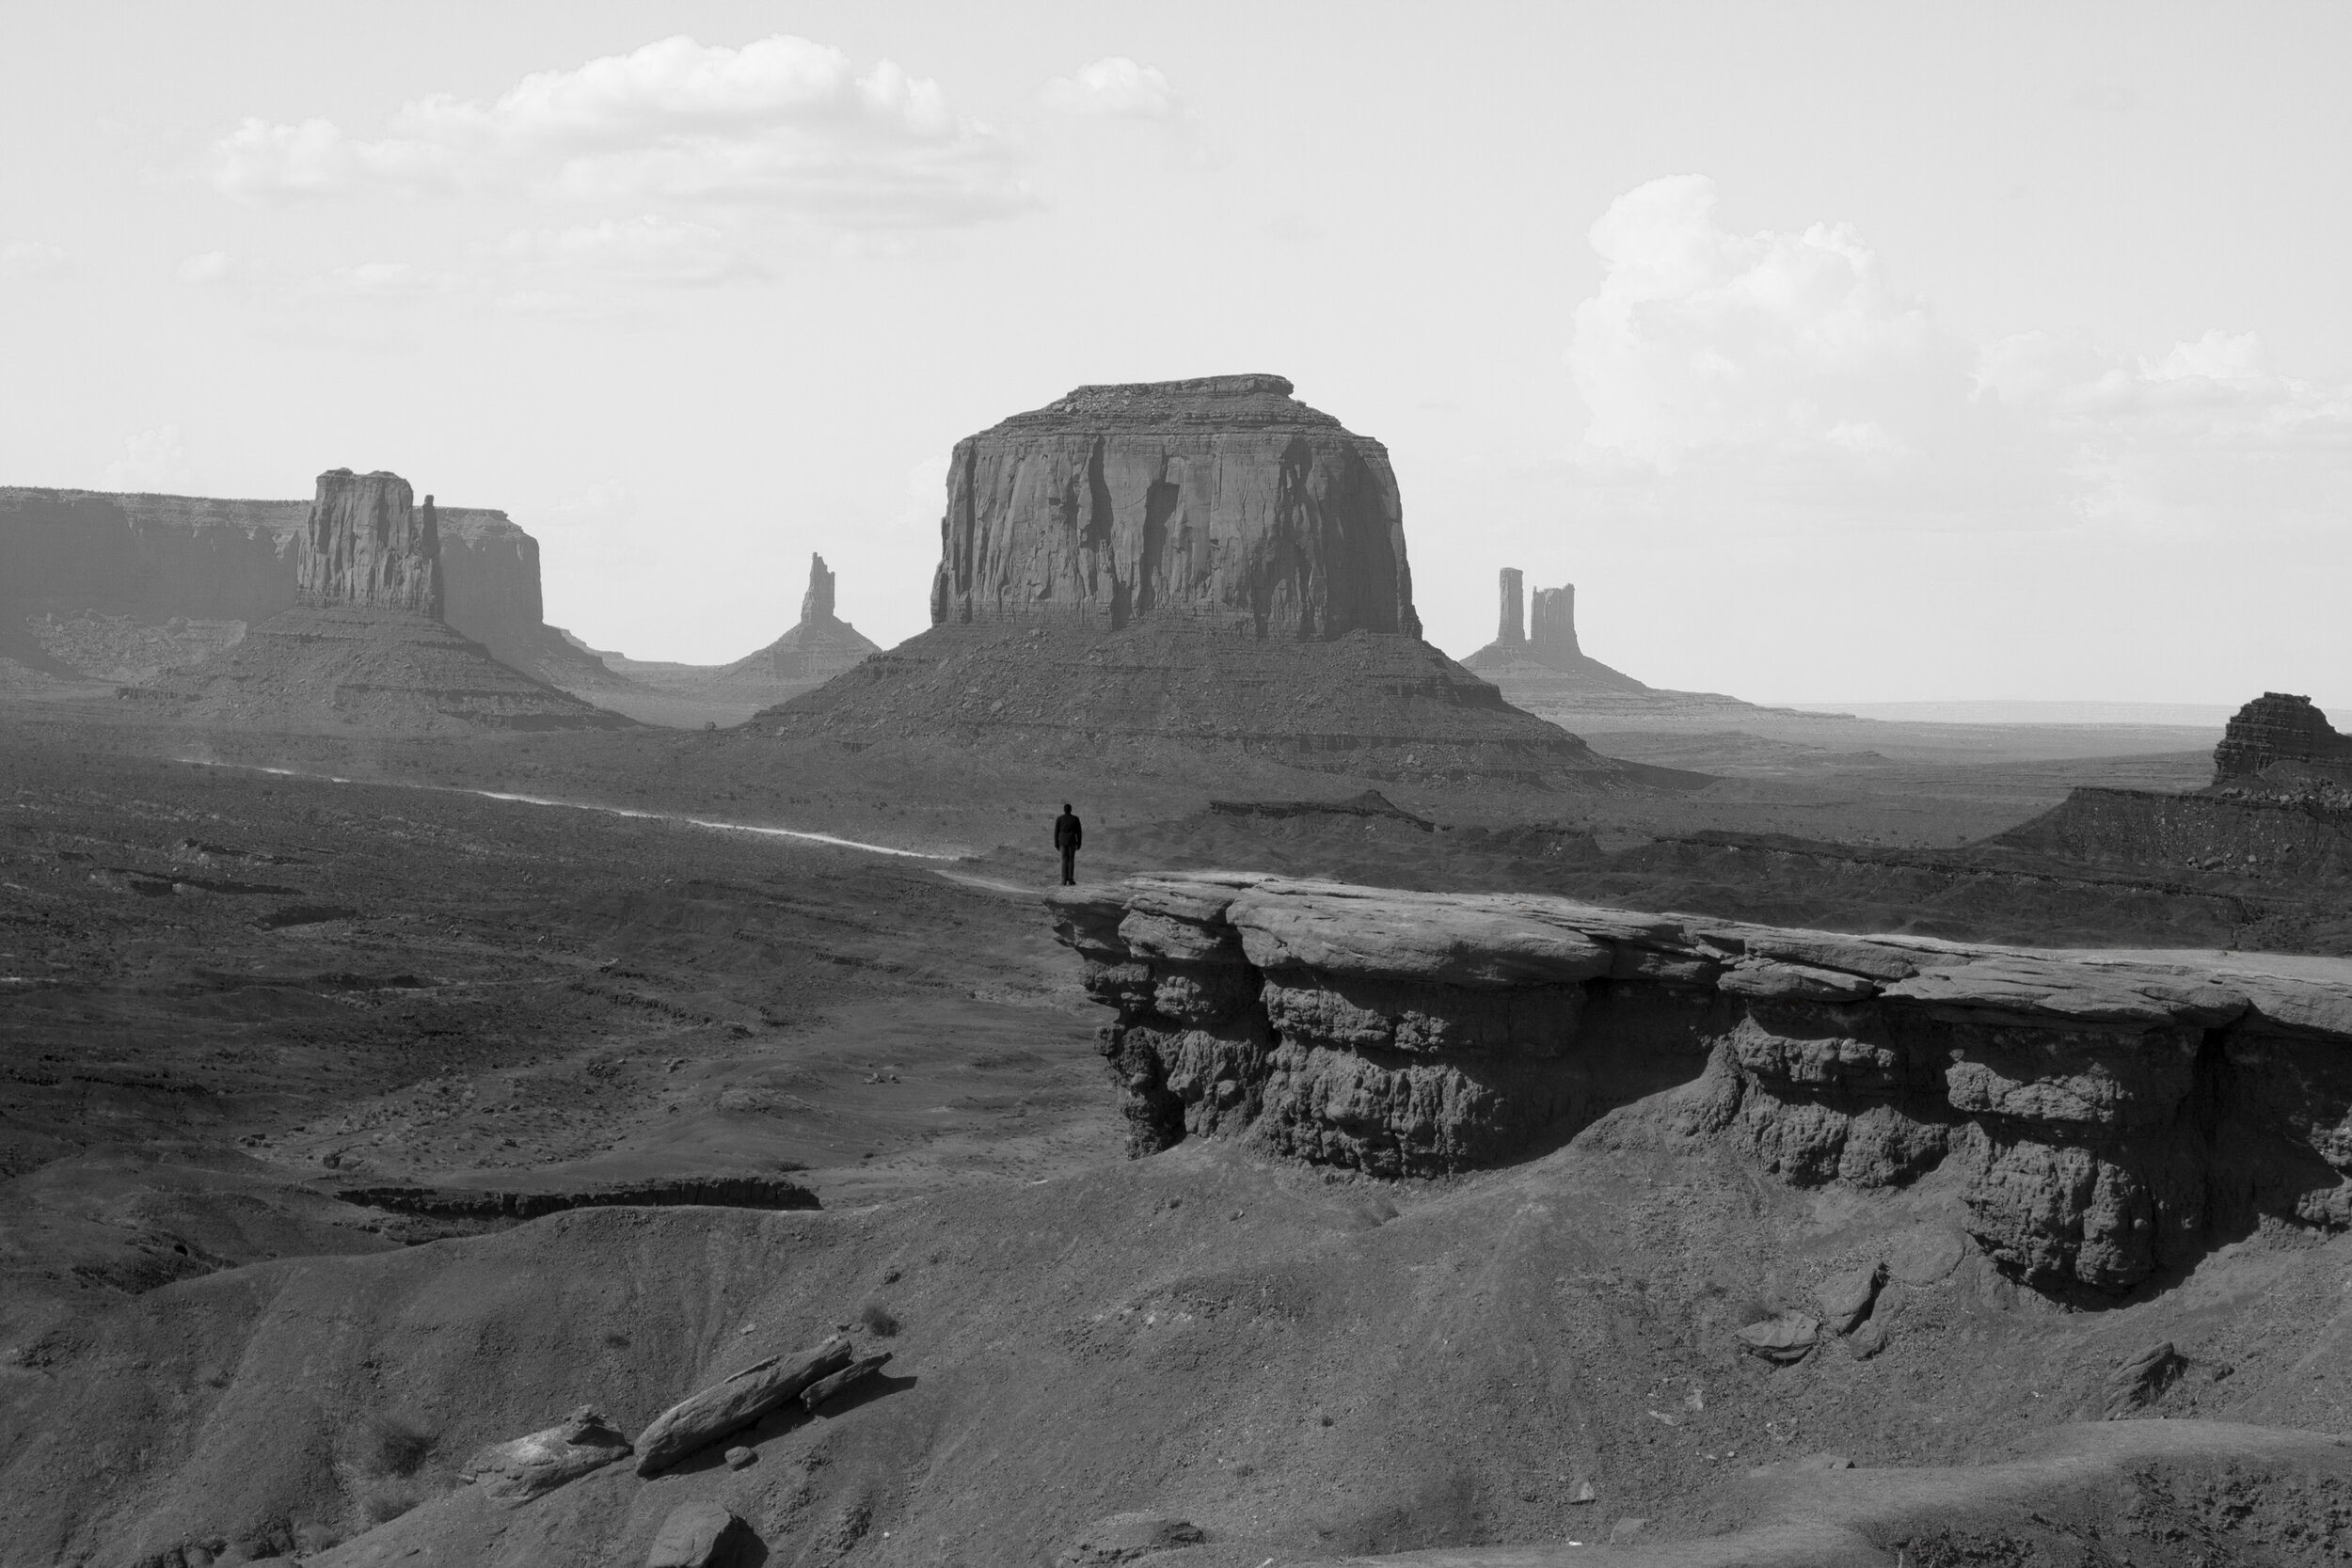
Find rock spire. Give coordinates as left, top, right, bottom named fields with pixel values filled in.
left=801, top=553, right=836, bottom=623
left=1494, top=568, right=1525, bottom=645
left=1530, top=584, right=1578, bottom=660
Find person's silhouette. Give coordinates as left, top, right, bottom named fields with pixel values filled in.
left=1053, top=801, right=1083, bottom=886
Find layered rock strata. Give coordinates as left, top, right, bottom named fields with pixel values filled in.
left=0, top=483, right=621, bottom=689
left=2214, top=692, right=2352, bottom=783
left=2000, top=694, right=2352, bottom=878
left=1052, top=872, right=2352, bottom=1293
left=134, top=469, right=628, bottom=733
left=718, top=553, right=880, bottom=687
left=762, top=379, right=1677, bottom=784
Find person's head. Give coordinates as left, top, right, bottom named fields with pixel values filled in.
left=1061, top=801, right=1073, bottom=814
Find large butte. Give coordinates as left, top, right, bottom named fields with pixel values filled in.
left=755, top=374, right=1677, bottom=784
left=134, top=468, right=628, bottom=733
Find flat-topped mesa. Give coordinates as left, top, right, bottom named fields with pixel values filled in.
left=295, top=469, right=442, bottom=617
left=2214, top=692, right=2352, bottom=783
left=930, top=374, right=1420, bottom=639
left=1052, top=872, right=2352, bottom=1295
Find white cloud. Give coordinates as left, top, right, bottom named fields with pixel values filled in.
left=1561, top=175, right=2352, bottom=541
left=1040, top=57, right=1182, bottom=119
left=497, top=215, right=759, bottom=285
left=0, top=241, right=71, bottom=278
left=102, top=425, right=194, bottom=493
left=174, top=250, right=236, bottom=285
left=302, top=261, right=465, bottom=299
left=208, top=34, right=1035, bottom=230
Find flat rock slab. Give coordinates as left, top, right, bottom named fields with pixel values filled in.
left=1057, top=1513, right=1208, bottom=1567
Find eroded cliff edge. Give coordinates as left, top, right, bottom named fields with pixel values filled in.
left=1052, top=872, right=2352, bottom=1295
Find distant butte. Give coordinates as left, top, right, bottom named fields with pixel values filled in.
left=133, top=468, right=628, bottom=733
left=755, top=376, right=1692, bottom=786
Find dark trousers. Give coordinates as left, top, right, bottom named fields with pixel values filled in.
left=1059, top=847, right=1077, bottom=885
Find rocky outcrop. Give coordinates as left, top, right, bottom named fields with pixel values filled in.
left=458, top=1406, right=632, bottom=1502
left=930, top=374, right=1418, bottom=638
left=2214, top=693, right=2352, bottom=784
left=296, top=470, right=441, bottom=614
left=0, top=483, right=621, bottom=689
left=634, top=1337, right=852, bottom=1476
left=1052, top=872, right=2352, bottom=1293
left=718, top=554, right=880, bottom=687
left=133, top=470, right=629, bottom=733
left=758, top=380, right=1693, bottom=785
left=1462, top=569, right=1645, bottom=689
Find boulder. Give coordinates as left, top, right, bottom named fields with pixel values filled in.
left=647, top=1500, right=755, bottom=1568
left=634, top=1337, right=852, bottom=1475
left=1054, top=1513, right=1206, bottom=1567
left=1811, top=1264, right=1885, bottom=1336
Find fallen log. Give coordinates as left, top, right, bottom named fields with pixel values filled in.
left=635, top=1337, right=851, bottom=1476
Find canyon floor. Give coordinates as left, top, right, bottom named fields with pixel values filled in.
left=3, top=699, right=2346, bottom=1567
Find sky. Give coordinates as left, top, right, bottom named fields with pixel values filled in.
left=3, top=1, right=2347, bottom=705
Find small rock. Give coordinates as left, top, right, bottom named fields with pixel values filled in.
left=1571, top=1480, right=1597, bottom=1504
left=1055, top=1513, right=1207, bottom=1567
left=1797, top=1453, right=1855, bottom=1471
left=647, top=1500, right=755, bottom=1568
left=724, top=1445, right=755, bottom=1470
left=1735, top=1312, right=1820, bottom=1365
left=1812, top=1263, right=1885, bottom=1335
left=1846, top=1322, right=1889, bottom=1360
left=1608, top=1518, right=1648, bottom=1543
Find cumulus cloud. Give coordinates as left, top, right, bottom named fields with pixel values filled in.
left=102, top=425, right=195, bottom=493
left=0, top=241, right=71, bottom=279
left=208, top=34, right=1035, bottom=230
left=1562, top=175, right=2352, bottom=541
left=1040, top=57, right=1182, bottom=119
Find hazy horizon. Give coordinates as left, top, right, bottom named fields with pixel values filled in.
left=4, top=2, right=2346, bottom=706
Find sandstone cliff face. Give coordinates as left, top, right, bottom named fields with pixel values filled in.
left=930, top=375, right=1419, bottom=639
left=1054, top=872, right=2352, bottom=1294
left=296, top=469, right=442, bottom=615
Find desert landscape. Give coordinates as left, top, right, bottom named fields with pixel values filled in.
left=6, top=9, right=2351, bottom=1568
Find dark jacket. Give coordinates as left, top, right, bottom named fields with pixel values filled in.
left=1053, top=812, right=1083, bottom=851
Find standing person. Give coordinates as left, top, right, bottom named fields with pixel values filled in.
left=1053, top=801, right=1083, bottom=886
